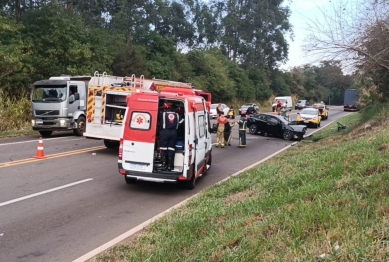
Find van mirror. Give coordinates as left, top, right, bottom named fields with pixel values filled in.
left=210, top=123, right=218, bottom=133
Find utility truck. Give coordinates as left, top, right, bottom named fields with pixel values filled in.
left=30, top=72, right=109, bottom=137
left=83, top=73, right=208, bottom=149
left=344, top=89, right=360, bottom=111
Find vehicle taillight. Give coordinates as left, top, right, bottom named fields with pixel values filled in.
left=118, top=138, right=123, bottom=161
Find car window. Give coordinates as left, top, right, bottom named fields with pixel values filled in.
left=268, top=117, right=279, bottom=125
left=211, top=104, right=217, bottom=109
left=257, top=115, right=267, bottom=121
left=301, top=109, right=318, bottom=115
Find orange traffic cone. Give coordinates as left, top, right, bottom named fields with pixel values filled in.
left=34, top=137, right=46, bottom=159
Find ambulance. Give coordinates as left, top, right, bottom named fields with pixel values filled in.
left=118, top=87, right=215, bottom=189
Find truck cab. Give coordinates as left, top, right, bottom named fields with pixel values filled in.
left=118, top=88, right=214, bottom=189
left=31, top=76, right=91, bottom=137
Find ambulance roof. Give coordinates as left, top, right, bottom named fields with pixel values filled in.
left=132, top=89, right=204, bottom=102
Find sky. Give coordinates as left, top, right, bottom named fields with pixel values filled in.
left=281, top=0, right=331, bottom=70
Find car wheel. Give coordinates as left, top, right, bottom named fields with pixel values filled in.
left=249, top=124, right=258, bottom=134
left=318, top=122, right=321, bottom=127
left=283, top=130, right=293, bottom=141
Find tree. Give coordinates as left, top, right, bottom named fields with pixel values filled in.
left=0, top=16, right=31, bottom=94
left=303, top=0, right=389, bottom=73
left=211, top=0, right=292, bottom=69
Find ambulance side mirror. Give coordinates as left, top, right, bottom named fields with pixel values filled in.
left=210, top=123, right=218, bottom=133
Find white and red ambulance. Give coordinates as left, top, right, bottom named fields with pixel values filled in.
left=118, top=87, right=215, bottom=189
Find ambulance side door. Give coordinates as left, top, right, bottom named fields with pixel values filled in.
left=195, top=106, right=206, bottom=174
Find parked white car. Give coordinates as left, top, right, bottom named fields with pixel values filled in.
left=210, top=103, right=229, bottom=118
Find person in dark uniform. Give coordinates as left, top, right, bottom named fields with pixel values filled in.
left=159, top=103, right=184, bottom=171
left=224, top=116, right=231, bottom=145
left=237, top=115, right=248, bottom=148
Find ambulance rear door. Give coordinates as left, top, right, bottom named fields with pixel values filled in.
left=121, top=94, right=159, bottom=173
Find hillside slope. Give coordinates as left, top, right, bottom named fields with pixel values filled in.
left=96, top=109, right=389, bottom=261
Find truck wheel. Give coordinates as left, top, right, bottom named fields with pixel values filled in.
left=73, top=116, right=86, bottom=136
left=104, top=139, right=119, bottom=149
left=39, top=131, right=52, bottom=137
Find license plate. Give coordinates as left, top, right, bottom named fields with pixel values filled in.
left=304, top=120, right=309, bottom=123
left=129, top=163, right=146, bottom=170
left=36, top=119, right=43, bottom=124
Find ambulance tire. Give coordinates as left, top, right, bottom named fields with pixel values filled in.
left=104, top=139, right=119, bottom=149
left=39, top=131, right=52, bottom=137
left=206, top=152, right=212, bottom=172
left=182, top=165, right=196, bottom=190
left=125, top=176, right=137, bottom=184
left=73, top=116, right=86, bottom=136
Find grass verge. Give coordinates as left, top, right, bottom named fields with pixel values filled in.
left=0, top=90, right=32, bottom=137
left=95, top=107, right=389, bottom=261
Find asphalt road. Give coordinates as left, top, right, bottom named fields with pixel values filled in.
left=0, top=106, right=350, bottom=262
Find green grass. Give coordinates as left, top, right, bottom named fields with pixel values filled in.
left=0, top=90, right=32, bottom=136
left=95, top=105, right=389, bottom=262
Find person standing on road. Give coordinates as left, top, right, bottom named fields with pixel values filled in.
left=237, top=115, right=248, bottom=148
left=226, top=115, right=235, bottom=146
left=217, top=103, right=224, bottom=116
left=224, top=117, right=231, bottom=146
left=159, top=103, right=183, bottom=171
left=215, top=113, right=228, bottom=148
left=275, top=100, right=282, bottom=115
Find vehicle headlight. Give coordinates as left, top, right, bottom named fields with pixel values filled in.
left=60, top=119, right=66, bottom=126
left=31, top=120, right=35, bottom=126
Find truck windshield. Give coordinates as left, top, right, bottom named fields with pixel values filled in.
left=32, top=85, right=67, bottom=102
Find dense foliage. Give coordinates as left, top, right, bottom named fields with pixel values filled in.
left=0, top=0, right=354, bottom=105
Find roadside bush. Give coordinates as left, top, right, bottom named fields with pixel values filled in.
left=0, top=90, right=31, bottom=132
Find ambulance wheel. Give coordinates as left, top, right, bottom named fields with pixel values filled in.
left=204, top=153, right=212, bottom=174
left=184, top=173, right=196, bottom=190
left=125, top=176, right=137, bottom=184
left=182, top=164, right=196, bottom=190
left=104, top=139, right=119, bottom=149
left=39, top=131, right=52, bottom=137
left=73, top=116, right=86, bottom=136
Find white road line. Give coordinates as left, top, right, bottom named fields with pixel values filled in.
left=0, top=137, right=84, bottom=146
left=0, top=178, right=93, bottom=207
